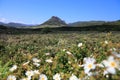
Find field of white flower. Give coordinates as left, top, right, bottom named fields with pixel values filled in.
left=0, top=31, right=120, bottom=80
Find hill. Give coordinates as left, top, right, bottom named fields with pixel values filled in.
left=0, top=22, right=34, bottom=28
left=41, top=16, right=66, bottom=26
left=34, top=16, right=67, bottom=28
left=68, top=21, right=106, bottom=27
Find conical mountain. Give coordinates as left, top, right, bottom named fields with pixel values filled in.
left=41, top=16, right=67, bottom=26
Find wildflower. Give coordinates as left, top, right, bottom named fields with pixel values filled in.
left=53, top=73, right=61, bottom=80
left=7, top=75, right=16, bottom=80
left=69, top=74, right=79, bottom=80
left=20, top=77, right=30, bottom=80
left=78, top=64, right=84, bottom=67
left=66, top=51, right=72, bottom=55
left=33, top=62, right=40, bottom=67
left=68, top=61, right=71, bottom=64
left=112, top=52, right=120, bottom=58
left=63, top=49, right=66, bottom=51
left=83, top=57, right=96, bottom=75
left=104, top=40, right=108, bottom=44
left=45, top=59, right=53, bottom=63
left=102, top=56, right=120, bottom=74
left=33, top=70, right=40, bottom=75
left=32, top=58, right=41, bottom=63
left=39, top=74, right=48, bottom=80
left=9, top=65, right=17, bottom=72
left=78, top=43, right=82, bottom=47
left=87, top=72, right=93, bottom=76
left=25, top=70, right=34, bottom=78
left=45, top=53, right=50, bottom=56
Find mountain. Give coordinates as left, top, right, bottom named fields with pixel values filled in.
left=68, top=21, right=106, bottom=27
left=0, top=22, right=5, bottom=25
left=104, top=20, right=120, bottom=25
left=0, top=22, right=34, bottom=28
left=36, top=16, right=67, bottom=28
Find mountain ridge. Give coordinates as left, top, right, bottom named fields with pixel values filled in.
left=0, top=16, right=120, bottom=28
left=0, top=22, right=34, bottom=28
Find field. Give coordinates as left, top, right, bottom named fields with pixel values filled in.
left=0, top=31, right=120, bottom=80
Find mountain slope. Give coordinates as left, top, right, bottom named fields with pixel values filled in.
left=68, top=21, right=105, bottom=27
left=0, top=22, right=34, bottom=28
left=33, top=16, right=67, bottom=28
left=41, top=16, right=66, bottom=26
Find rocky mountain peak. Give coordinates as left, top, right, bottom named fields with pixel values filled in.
left=41, top=16, right=67, bottom=26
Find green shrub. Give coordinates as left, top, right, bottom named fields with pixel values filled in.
left=41, top=27, right=52, bottom=34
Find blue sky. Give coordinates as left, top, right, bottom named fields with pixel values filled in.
left=0, top=0, right=120, bottom=24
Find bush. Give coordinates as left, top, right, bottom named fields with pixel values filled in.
left=41, top=27, right=52, bottom=34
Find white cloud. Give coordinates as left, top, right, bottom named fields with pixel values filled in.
left=0, top=18, right=25, bottom=24
left=0, top=18, right=8, bottom=23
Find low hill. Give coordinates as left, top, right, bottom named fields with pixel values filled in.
left=104, top=20, right=120, bottom=25
left=68, top=21, right=105, bottom=27
left=0, top=22, right=34, bottom=28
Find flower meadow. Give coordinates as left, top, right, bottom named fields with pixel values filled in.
left=0, top=32, right=120, bottom=80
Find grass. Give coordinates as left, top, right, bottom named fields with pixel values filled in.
left=0, top=31, right=120, bottom=79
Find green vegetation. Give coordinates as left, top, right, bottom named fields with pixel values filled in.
left=0, top=31, right=120, bottom=79
left=1, top=16, right=120, bottom=79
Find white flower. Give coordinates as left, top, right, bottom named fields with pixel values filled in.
left=32, top=58, right=41, bottom=63
left=63, top=49, right=66, bottom=51
left=78, top=64, right=84, bottom=67
left=78, top=43, right=82, bottom=47
left=68, top=61, right=71, bottom=64
left=45, top=53, right=50, bottom=56
left=20, top=77, right=31, bottom=80
left=83, top=57, right=96, bottom=75
left=7, top=75, right=16, bottom=80
left=39, top=74, right=48, bottom=80
left=33, top=62, right=40, bottom=67
left=53, top=73, right=61, bottom=80
left=33, top=70, right=40, bottom=75
left=45, top=59, right=53, bottom=63
left=104, top=40, right=108, bottom=44
left=103, top=70, right=109, bottom=75
left=87, top=72, right=93, bottom=76
left=9, top=65, right=17, bottom=72
left=112, top=52, right=120, bottom=58
left=25, top=70, right=34, bottom=77
left=69, top=74, right=79, bottom=80
left=102, top=56, right=120, bottom=74
left=66, top=51, right=72, bottom=55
